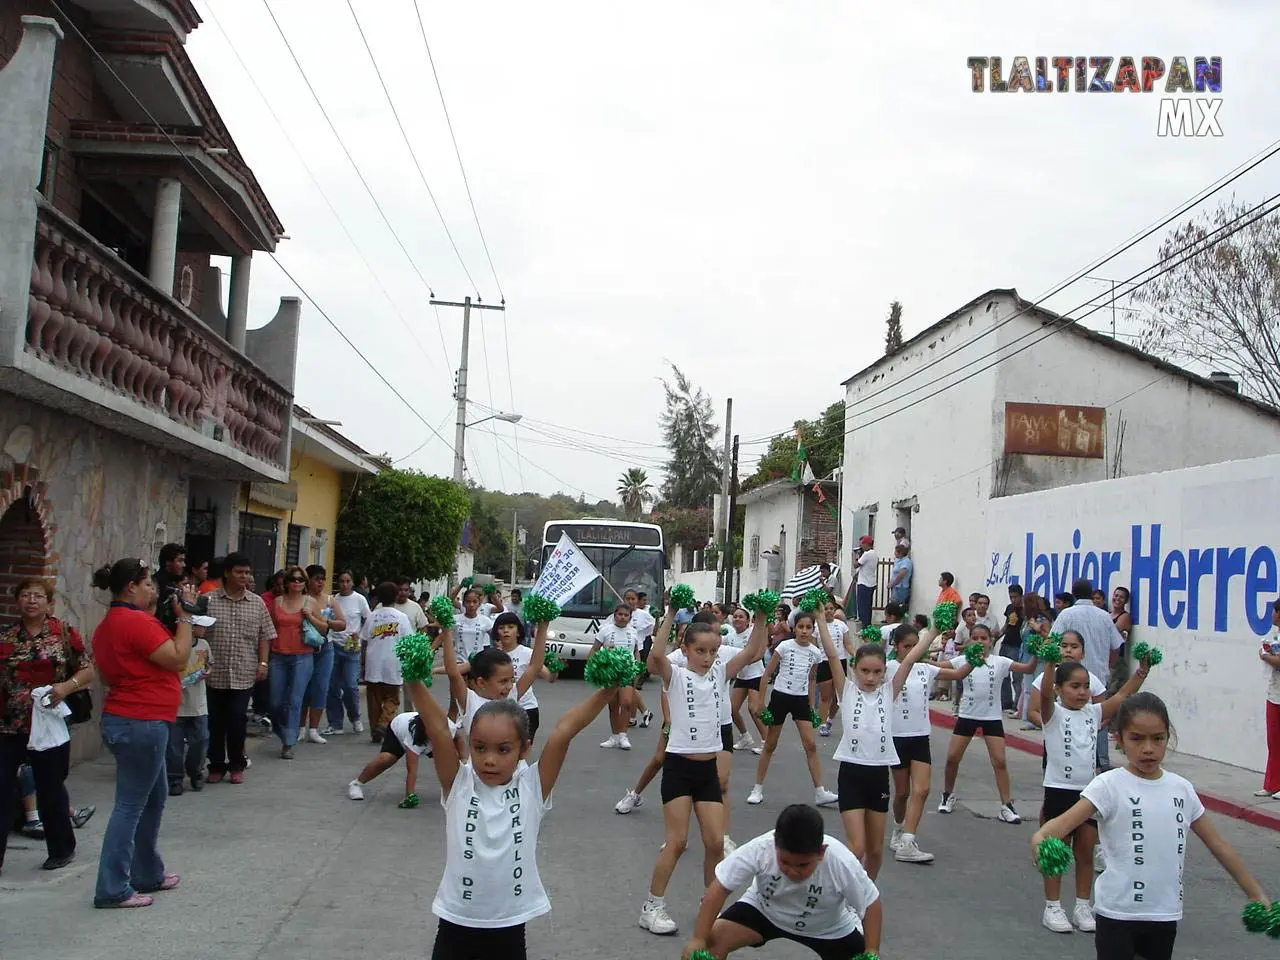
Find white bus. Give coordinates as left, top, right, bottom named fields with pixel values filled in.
left=540, top=518, right=665, bottom=661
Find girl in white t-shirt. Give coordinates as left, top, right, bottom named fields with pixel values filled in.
left=820, top=608, right=930, bottom=880
left=1033, top=692, right=1269, bottom=960
left=1026, top=630, right=1106, bottom=727
left=886, top=624, right=974, bottom=866
left=747, top=612, right=840, bottom=810
left=451, top=589, right=495, bottom=666
left=625, top=590, right=657, bottom=730
left=1035, top=657, right=1149, bottom=935
left=591, top=604, right=640, bottom=750
left=637, top=605, right=769, bottom=938
left=725, top=608, right=768, bottom=753
left=937, top=622, right=1040, bottom=823
left=403, top=635, right=617, bottom=960
left=492, top=612, right=550, bottom=741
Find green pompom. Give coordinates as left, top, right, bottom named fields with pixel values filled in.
left=1243, top=900, right=1270, bottom=933
left=1025, top=634, right=1043, bottom=659
left=544, top=651, right=566, bottom=674
left=1040, top=640, right=1063, bottom=664
left=669, top=584, right=696, bottom=609
left=583, top=646, right=640, bottom=688
left=483, top=583, right=497, bottom=595
left=428, top=595, right=456, bottom=629
left=398, top=792, right=420, bottom=809
left=850, top=954, right=880, bottom=960
left=860, top=624, right=883, bottom=644
left=1268, top=901, right=1280, bottom=938
left=720, top=625, right=730, bottom=636
left=743, top=590, right=780, bottom=618
left=522, top=593, right=561, bottom=623
left=963, top=642, right=986, bottom=668
left=1132, top=640, right=1163, bottom=667
left=460, top=576, right=475, bottom=588
left=688, top=951, right=718, bottom=960
left=809, top=709, right=821, bottom=726
left=758, top=708, right=775, bottom=726
left=797, top=588, right=827, bottom=613
left=887, top=649, right=897, bottom=661
left=649, top=605, right=662, bottom=620
left=394, top=632, right=436, bottom=685
left=933, top=601, right=959, bottom=632
left=1035, top=837, right=1075, bottom=877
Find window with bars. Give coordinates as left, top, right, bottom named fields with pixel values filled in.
left=286, top=524, right=303, bottom=567
left=749, top=535, right=760, bottom=570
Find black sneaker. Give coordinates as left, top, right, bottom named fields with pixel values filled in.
left=168, top=781, right=184, bottom=797
left=189, top=776, right=204, bottom=792
left=41, top=853, right=75, bottom=871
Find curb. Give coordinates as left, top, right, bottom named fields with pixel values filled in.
left=927, top=707, right=1280, bottom=834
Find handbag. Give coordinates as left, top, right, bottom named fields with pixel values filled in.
left=302, top=617, right=325, bottom=649
left=65, top=688, right=92, bottom=724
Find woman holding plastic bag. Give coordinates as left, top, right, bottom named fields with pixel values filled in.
left=0, top=576, right=95, bottom=874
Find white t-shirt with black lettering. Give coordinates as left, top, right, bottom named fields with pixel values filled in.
left=1082, top=767, right=1205, bottom=922
left=669, top=647, right=734, bottom=725
left=949, top=654, right=1013, bottom=722
left=507, top=644, right=538, bottom=711
left=724, top=627, right=764, bottom=681
left=596, top=620, right=638, bottom=656
left=664, top=661, right=726, bottom=753
left=1042, top=702, right=1101, bottom=790
left=455, top=614, right=494, bottom=663
left=884, top=660, right=941, bottom=737
left=772, top=639, right=826, bottom=696
left=433, top=760, right=551, bottom=928
left=832, top=680, right=898, bottom=767
left=715, top=831, right=880, bottom=939
left=1031, top=669, right=1106, bottom=698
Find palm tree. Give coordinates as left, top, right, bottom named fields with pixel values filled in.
left=617, top=468, right=654, bottom=520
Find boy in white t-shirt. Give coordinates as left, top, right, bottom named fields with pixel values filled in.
left=591, top=604, right=640, bottom=750
left=683, top=803, right=882, bottom=960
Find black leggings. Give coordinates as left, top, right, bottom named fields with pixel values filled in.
left=431, top=918, right=526, bottom=959
left=1095, top=915, right=1177, bottom=960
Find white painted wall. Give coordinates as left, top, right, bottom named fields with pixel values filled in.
left=740, top=486, right=803, bottom=597
left=986, top=453, right=1280, bottom=772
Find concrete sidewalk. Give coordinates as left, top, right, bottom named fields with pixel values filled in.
left=929, top=705, right=1280, bottom=831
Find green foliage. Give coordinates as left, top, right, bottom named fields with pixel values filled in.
left=335, top=469, right=469, bottom=583
left=468, top=494, right=510, bottom=576
left=740, top=401, right=844, bottom=493
left=465, top=488, right=623, bottom=581
left=659, top=364, right=723, bottom=508
left=651, top=504, right=713, bottom=550
left=885, top=299, right=904, bottom=354
left=616, top=467, right=655, bottom=520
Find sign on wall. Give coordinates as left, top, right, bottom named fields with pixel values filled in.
left=1003, top=402, right=1105, bottom=458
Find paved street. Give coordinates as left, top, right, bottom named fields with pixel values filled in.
left=3, top=679, right=1278, bottom=960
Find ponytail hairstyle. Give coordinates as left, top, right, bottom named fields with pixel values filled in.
left=1054, top=661, right=1089, bottom=687
left=92, top=558, right=150, bottom=596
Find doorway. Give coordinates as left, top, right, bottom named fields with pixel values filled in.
left=238, top=512, right=279, bottom=585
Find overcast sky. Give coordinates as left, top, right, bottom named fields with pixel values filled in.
left=188, top=0, right=1279, bottom=503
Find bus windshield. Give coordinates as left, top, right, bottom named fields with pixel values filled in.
left=544, top=544, right=665, bottom=618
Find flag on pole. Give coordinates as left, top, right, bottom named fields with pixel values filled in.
left=531, top=533, right=602, bottom=605
left=782, top=564, right=840, bottom=601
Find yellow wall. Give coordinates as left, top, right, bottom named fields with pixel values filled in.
left=242, top=449, right=343, bottom=573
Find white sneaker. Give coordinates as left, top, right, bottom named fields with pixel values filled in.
left=615, top=790, right=643, bottom=814
left=894, top=837, right=935, bottom=863
left=353, top=720, right=365, bottom=734
left=723, top=834, right=737, bottom=856
left=814, top=787, right=839, bottom=807
left=733, top=733, right=753, bottom=751
left=639, top=710, right=653, bottom=728
left=1042, top=902, right=1073, bottom=933
left=750, top=743, right=763, bottom=755
left=889, top=826, right=903, bottom=851
left=998, top=802, right=1022, bottom=824
left=746, top=784, right=764, bottom=805
left=1072, top=901, right=1096, bottom=932
left=319, top=725, right=343, bottom=736
left=600, top=734, right=619, bottom=748
left=347, top=779, right=364, bottom=801
left=1093, top=846, right=1106, bottom=874
left=306, top=728, right=328, bottom=744
left=937, top=792, right=956, bottom=814
left=618, top=733, right=633, bottom=751
left=638, top=901, right=678, bottom=935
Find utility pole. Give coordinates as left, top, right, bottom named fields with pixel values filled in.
left=723, top=434, right=739, bottom=602
left=717, top=398, right=733, bottom=601
left=430, top=296, right=507, bottom=484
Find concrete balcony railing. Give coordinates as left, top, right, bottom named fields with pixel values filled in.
left=23, top=201, right=289, bottom=473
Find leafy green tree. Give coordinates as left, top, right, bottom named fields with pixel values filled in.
left=885, top=300, right=903, bottom=353
left=651, top=504, right=713, bottom=551
left=659, top=363, right=722, bottom=508
left=469, top=494, right=511, bottom=576
left=335, top=469, right=470, bottom=582
left=617, top=467, right=655, bottom=519
left=740, top=401, right=844, bottom=493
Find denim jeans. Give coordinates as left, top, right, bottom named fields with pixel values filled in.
left=855, top=584, right=874, bottom=627
left=327, top=646, right=362, bottom=729
left=166, top=715, right=209, bottom=785
left=95, top=714, right=170, bottom=905
left=304, top=641, right=335, bottom=712
left=269, top=652, right=314, bottom=747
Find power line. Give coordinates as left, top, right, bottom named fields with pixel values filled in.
left=342, top=0, right=480, bottom=296
left=257, top=0, right=453, bottom=366
left=46, top=0, right=455, bottom=456
left=410, top=0, right=504, bottom=302
left=393, top=410, right=456, bottom=464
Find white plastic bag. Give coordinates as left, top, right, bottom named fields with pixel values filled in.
left=28, top=684, right=72, bottom=751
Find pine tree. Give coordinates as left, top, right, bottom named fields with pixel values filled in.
left=885, top=300, right=904, bottom=354
left=658, top=364, right=723, bottom=509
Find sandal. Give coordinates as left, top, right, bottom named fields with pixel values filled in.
left=97, top=893, right=154, bottom=909
left=146, top=873, right=181, bottom=892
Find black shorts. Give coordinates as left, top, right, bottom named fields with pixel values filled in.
left=891, top=735, right=932, bottom=769
left=1041, top=786, right=1096, bottom=832
left=380, top=726, right=407, bottom=760
left=525, top=707, right=540, bottom=742
left=733, top=676, right=761, bottom=691
left=837, top=761, right=891, bottom=813
left=719, top=901, right=865, bottom=960
left=721, top=723, right=734, bottom=753
left=431, top=917, right=526, bottom=960
left=1094, top=916, right=1177, bottom=960
left=661, top=753, right=722, bottom=804
left=766, top=691, right=811, bottom=726
left=815, top=660, right=833, bottom=683
left=953, top=716, right=1005, bottom=738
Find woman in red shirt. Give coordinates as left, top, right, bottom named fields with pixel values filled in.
left=91, top=558, right=197, bottom=909
left=267, top=566, right=337, bottom=759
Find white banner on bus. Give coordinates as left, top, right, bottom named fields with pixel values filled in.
left=532, top=533, right=602, bottom=605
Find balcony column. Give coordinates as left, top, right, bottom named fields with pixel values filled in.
left=0, top=16, right=63, bottom=366
left=226, top=253, right=252, bottom=350
left=148, top=177, right=182, bottom=295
